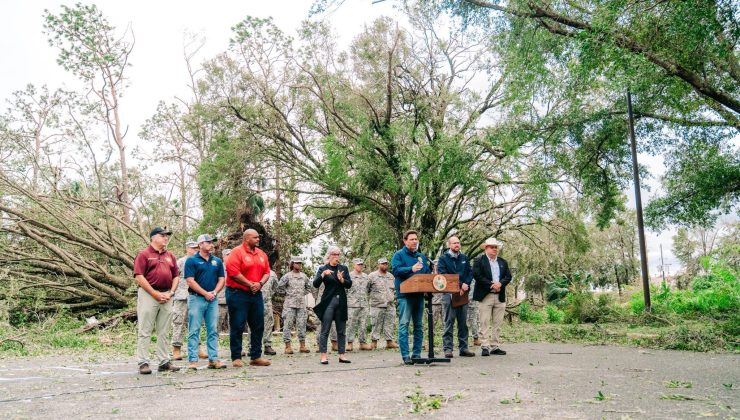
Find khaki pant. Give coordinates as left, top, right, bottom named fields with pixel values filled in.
left=478, top=293, right=506, bottom=350
left=137, top=288, right=173, bottom=366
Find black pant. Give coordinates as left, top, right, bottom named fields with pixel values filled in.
left=226, top=287, right=264, bottom=360
left=319, top=295, right=346, bottom=353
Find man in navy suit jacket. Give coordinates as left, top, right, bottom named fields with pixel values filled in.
left=472, top=237, right=512, bottom=356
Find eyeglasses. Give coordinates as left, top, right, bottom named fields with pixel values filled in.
left=330, top=253, right=341, bottom=256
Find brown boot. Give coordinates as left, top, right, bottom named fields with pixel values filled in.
left=249, top=357, right=271, bottom=366
left=360, top=342, right=372, bottom=351
left=386, top=340, right=399, bottom=349
left=315, top=342, right=321, bottom=353
left=264, top=345, right=277, bottom=356
left=299, top=341, right=310, bottom=353
left=284, top=342, right=294, bottom=355
left=187, top=361, right=199, bottom=370
left=172, top=346, right=183, bottom=361
left=331, top=340, right=338, bottom=352
left=346, top=342, right=354, bottom=352
left=208, top=360, right=227, bottom=369
left=473, top=338, right=481, bottom=346
left=198, top=347, right=207, bottom=359
left=371, top=340, right=378, bottom=350
left=232, top=359, right=243, bottom=368
left=157, top=362, right=181, bottom=372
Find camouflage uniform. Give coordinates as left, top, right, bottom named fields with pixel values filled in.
left=366, top=270, right=396, bottom=341
left=346, top=270, right=369, bottom=344
left=261, top=270, right=277, bottom=347
left=467, top=279, right=479, bottom=342
left=431, top=292, right=444, bottom=329
left=171, top=256, right=190, bottom=347
left=218, top=286, right=229, bottom=333
left=278, top=271, right=311, bottom=343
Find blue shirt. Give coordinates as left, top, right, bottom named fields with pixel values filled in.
left=437, top=250, right=472, bottom=286
left=391, top=246, right=432, bottom=298
left=488, top=257, right=500, bottom=284
left=184, top=253, right=225, bottom=293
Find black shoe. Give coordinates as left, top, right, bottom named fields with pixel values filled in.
left=139, top=363, right=152, bottom=375
left=444, top=352, right=454, bottom=358
left=264, top=346, right=277, bottom=356
left=338, top=358, right=351, bottom=364
left=320, top=359, right=329, bottom=365
left=491, top=348, right=507, bottom=355
left=158, top=362, right=181, bottom=372
left=459, top=350, right=475, bottom=357
left=403, top=357, right=413, bottom=365
left=481, top=348, right=490, bottom=356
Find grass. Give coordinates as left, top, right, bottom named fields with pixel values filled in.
left=406, top=387, right=446, bottom=413
left=0, top=312, right=137, bottom=357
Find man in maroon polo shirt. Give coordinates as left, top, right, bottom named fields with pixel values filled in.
left=133, top=226, right=181, bottom=374
left=225, top=229, right=272, bottom=367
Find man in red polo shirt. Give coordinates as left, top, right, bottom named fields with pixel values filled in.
left=225, top=229, right=272, bottom=367
left=133, top=226, right=182, bottom=374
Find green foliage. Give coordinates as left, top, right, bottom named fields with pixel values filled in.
left=646, top=141, right=739, bottom=229
left=436, top=0, right=740, bottom=229
left=630, top=257, right=739, bottom=319
left=517, top=302, right=543, bottom=324
left=544, top=304, right=565, bottom=323
left=406, top=387, right=444, bottom=413
left=563, top=291, right=621, bottom=324
left=545, top=276, right=571, bottom=303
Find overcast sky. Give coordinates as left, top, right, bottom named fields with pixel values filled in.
left=1, top=0, right=687, bottom=274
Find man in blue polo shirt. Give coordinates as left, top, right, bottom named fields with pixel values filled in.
left=184, top=234, right=226, bottom=370
left=391, top=230, right=431, bottom=365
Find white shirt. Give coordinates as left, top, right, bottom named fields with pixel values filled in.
left=488, top=257, right=500, bottom=284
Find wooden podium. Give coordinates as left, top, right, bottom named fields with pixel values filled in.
left=400, top=274, right=459, bottom=364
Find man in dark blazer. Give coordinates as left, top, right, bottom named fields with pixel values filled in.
left=472, top=237, right=511, bottom=356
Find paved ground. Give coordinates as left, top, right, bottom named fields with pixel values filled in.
left=0, top=343, right=737, bottom=419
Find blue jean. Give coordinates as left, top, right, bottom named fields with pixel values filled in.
left=442, top=293, right=469, bottom=353
left=187, top=294, right=219, bottom=362
left=397, top=295, right=424, bottom=359
left=226, top=286, right=264, bottom=360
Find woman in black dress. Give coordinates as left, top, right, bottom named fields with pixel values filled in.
left=313, top=246, right=352, bottom=364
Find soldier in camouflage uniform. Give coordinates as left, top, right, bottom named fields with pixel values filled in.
left=315, top=281, right=338, bottom=352
left=172, top=241, right=201, bottom=360
left=218, top=249, right=232, bottom=334
left=346, top=258, right=372, bottom=351
left=278, top=256, right=312, bottom=354
left=366, top=257, right=399, bottom=350
left=467, top=279, right=481, bottom=346
left=261, top=270, right=278, bottom=355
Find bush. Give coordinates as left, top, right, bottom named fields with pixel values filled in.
left=544, top=304, right=564, bottom=323
left=517, top=302, right=543, bottom=324
left=630, top=263, right=739, bottom=320
left=563, top=291, right=621, bottom=324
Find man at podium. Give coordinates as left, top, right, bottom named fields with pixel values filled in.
left=391, top=230, right=431, bottom=365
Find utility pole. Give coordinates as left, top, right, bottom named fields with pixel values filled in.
left=627, top=90, right=651, bottom=312
left=660, top=244, right=666, bottom=284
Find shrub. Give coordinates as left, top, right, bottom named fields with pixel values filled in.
left=517, top=302, right=543, bottom=323
left=544, top=304, right=564, bottom=323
